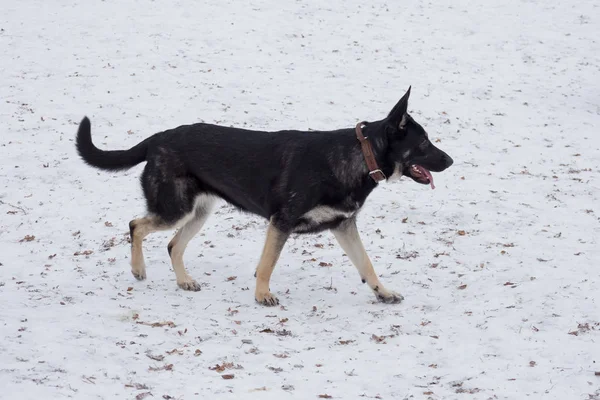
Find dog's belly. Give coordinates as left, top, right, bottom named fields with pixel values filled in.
left=293, top=206, right=357, bottom=234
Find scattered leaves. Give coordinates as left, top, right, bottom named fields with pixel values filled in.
left=19, top=235, right=35, bottom=242
left=568, top=322, right=598, bottom=336
left=457, top=230, right=466, bottom=236
left=458, top=284, right=467, bottom=290
left=318, top=395, right=333, bottom=399
left=222, top=374, right=235, bottom=380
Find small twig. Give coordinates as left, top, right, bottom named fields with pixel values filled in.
left=204, top=303, right=212, bottom=310
left=0, top=200, right=27, bottom=215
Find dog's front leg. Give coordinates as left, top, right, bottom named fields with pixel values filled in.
left=332, top=218, right=404, bottom=304
left=254, top=219, right=290, bottom=306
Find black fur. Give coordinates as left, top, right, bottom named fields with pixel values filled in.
left=76, top=88, right=453, bottom=233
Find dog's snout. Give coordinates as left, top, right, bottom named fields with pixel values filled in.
left=444, top=155, right=453, bottom=169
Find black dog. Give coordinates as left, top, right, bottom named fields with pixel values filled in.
left=76, top=87, right=453, bottom=306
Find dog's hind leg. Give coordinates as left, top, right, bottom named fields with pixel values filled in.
left=332, top=218, right=404, bottom=304
left=167, top=195, right=215, bottom=291
left=129, top=216, right=170, bottom=280
left=254, top=218, right=290, bottom=306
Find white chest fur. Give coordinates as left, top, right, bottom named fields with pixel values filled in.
left=301, top=205, right=357, bottom=224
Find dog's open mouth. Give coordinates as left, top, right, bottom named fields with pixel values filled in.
left=409, top=165, right=435, bottom=189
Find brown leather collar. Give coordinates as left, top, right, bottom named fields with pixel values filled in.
left=355, top=121, right=386, bottom=182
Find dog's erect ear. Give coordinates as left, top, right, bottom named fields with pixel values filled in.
left=387, top=86, right=411, bottom=127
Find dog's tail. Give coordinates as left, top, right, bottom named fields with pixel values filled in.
left=76, top=117, right=149, bottom=171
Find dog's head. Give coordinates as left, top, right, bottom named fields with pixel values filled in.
left=383, top=87, right=453, bottom=188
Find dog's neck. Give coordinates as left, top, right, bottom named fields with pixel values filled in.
left=358, top=122, right=393, bottom=182
left=327, top=123, right=391, bottom=191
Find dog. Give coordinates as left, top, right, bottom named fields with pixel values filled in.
left=75, top=87, right=453, bottom=306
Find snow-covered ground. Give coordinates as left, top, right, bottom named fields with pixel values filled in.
left=1, top=1, right=599, bottom=399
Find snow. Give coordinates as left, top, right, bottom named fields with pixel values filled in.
left=1, top=0, right=599, bottom=399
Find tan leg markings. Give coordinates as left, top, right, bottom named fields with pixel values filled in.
left=332, top=218, right=404, bottom=303
left=254, top=220, right=289, bottom=306
left=129, top=216, right=170, bottom=281
left=167, top=210, right=212, bottom=291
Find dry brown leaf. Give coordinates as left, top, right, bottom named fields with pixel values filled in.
left=148, top=364, right=173, bottom=372
left=145, top=352, right=164, bottom=362
left=209, top=362, right=242, bottom=372
left=137, top=320, right=176, bottom=328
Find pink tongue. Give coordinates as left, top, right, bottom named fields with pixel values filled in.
left=416, top=165, right=435, bottom=189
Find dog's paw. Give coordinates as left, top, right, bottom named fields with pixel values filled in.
left=376, top=290, right=404, bottom=304
left=255, top=291, right=279, bottom=307
left=131, top=268, right=146, bottom=281
left=177, top=278, right=202, bottom=291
